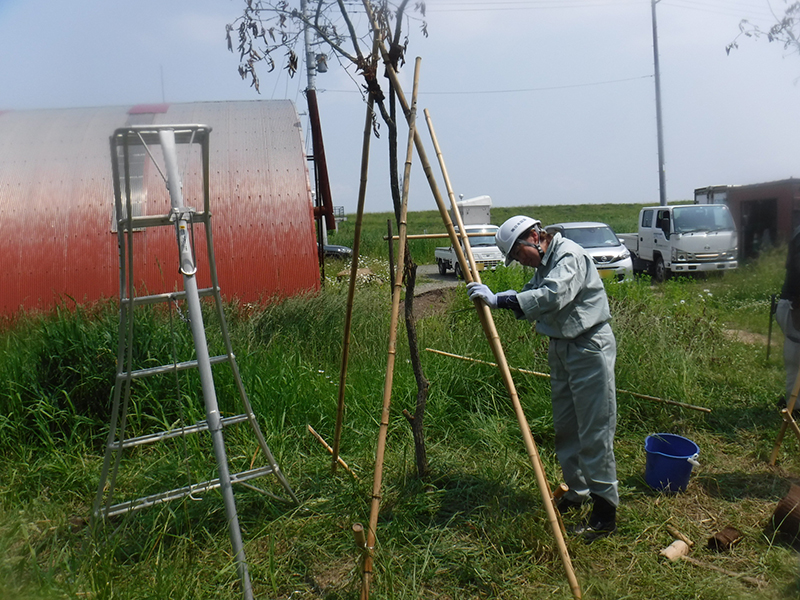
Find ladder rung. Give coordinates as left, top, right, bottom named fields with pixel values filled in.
left=119, top=212, right=207, bottom=230
left=109, top=414, right=252, bottom=450
left=118, top=354, right=231, bottom=380
left=123, top=287, right=217, bottom=306
left=99, top=466, right=276, bottom=519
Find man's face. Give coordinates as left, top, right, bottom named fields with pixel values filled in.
left=510, top=230, right=543, bottom=268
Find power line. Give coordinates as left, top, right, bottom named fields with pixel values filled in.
left=661, top=0, right=775, bottom=21
left=322, top=74, right=654, bottom=95
left=424, top=0, right=640, bottom=8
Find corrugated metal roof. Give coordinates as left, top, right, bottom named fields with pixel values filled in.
left=0, top=101, right=319, bottom=314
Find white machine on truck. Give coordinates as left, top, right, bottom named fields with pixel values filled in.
left=618, top=204, right=738, bottom=282
left=435, top=224, right=504, bottom=278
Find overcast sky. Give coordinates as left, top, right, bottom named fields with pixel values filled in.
left=0, top=0, right=797, bottom=215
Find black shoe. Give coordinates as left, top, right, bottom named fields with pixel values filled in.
left=556, top=496, right=584, bottom=515
left=572, top=494, right=617, bottom=543
left=573, top=518, right=617, bottom=544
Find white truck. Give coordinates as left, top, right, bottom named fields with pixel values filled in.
left=435, top=224, right=504, bottom=278
left=618, top=204, right=738, bottom=282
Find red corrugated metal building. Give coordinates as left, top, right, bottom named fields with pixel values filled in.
left=0, top=101, right=320, bottom=314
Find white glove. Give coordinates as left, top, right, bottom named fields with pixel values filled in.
left=467, top=282, right=497, bottom=308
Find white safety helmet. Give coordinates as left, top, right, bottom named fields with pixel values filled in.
left=496, top=215, right=541, bottom=266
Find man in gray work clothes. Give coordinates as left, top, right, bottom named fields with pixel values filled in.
left=777, top=224, right=800, bottom=409
left=467, top=215, right=618, bottom=542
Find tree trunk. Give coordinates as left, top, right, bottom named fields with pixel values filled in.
left=401, top=253, right=429, bottom=478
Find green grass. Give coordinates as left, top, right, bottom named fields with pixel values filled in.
left=1, top=207, right=799, bottom=599
left=328, top=203, right=651, bottom=265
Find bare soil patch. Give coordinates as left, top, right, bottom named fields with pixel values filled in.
left=722, top=329, right=769, bottom=346
left=413, top=287, right=455, bottom=320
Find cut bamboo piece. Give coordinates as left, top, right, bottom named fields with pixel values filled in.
left=660, top=539, right=690, bottom=561
left=353, top=523, right=366, bottom=550
left=425, top=348, right=711, bottom=414
left=665, top=524, right=694, bottom=547
left=359, top=57, right=422, bottom=600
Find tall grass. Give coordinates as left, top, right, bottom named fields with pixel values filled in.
left=1, top=227, right=798, bottom=599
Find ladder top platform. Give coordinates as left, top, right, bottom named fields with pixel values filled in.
left=112, top=124, right=212, bottom=146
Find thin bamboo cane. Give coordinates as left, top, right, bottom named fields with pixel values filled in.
left=307, top=425, right=359, bottom=479
left=331, top=91, right=376, bottom=473
left=425, top=348, right=712, bottom=414
left=359, top=57, right=422, bottom=600
left=769, top=364, right=800, bottom=464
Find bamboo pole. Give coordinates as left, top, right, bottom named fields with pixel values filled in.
left=331, top=85, right=376, bottom=473
left=357, top=6, right=580, bottom=594
left=307, top=425, right=359, bottom=479
left=423, top=110, right=576, bottom=595
left=425, top=348, right=712, bottom=414
left=769, top=363, right=800, bottom=465
left=424, top=108, right=568, bottom=536
left=359, top=57, right=422, bottom=600
left=383, top=232, right=496, bottom=240
left=359, top=6, right=579, bottom=598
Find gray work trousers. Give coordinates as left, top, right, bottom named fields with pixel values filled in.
left=548, top=322, right=619, bottom=507
left=776, top=299, right=800, bottom=402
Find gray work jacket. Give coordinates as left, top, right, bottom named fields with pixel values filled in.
left=516, top=233, right=611, bottom=339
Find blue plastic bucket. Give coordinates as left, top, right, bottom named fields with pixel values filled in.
left=644, top=433, right=700, bottom=493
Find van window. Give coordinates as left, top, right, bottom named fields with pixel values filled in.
left=641, top=210, right=653, bottom=228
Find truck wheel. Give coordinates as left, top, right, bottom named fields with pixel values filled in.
left=437, top=259, right=447, bottom=276
left=454, top=262, right=463, bottom=280
left=653, top=256, right=667, bottom=283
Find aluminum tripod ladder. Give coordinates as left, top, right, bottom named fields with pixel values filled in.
left=93, top=125, right=297, bottom=600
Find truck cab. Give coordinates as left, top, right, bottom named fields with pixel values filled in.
left=435, top=224, right=504, bottom=278
left=623, top=204, right=738, bottom=282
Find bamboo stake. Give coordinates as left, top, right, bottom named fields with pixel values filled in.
left=307, top=425, right=359, bottom=480
left=383, top=232, right=496, bottom=240
left=359, top=57, right=422, bottom=600
left=769, top=362, right=800, bottom=464
left=424, top=110, right=577, bottom=595
left=425, top=348, right=712, bottom=414
left=680, top=555, right=766, bottom=588
left=331, top=84, right=376, bottom=473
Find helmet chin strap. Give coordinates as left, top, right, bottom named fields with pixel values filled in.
left=517, top=239, right=544, bottom=258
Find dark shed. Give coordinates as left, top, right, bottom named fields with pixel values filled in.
left=696, top=179, right=800, bottom=258
left=726, top=179, right=800, bottom=258
left=0, top=101, right=319, bottom=314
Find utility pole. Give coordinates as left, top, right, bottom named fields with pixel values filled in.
left=651, top=0, right=667, bottom=206
left=301, top=0, right=335, bottom=279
